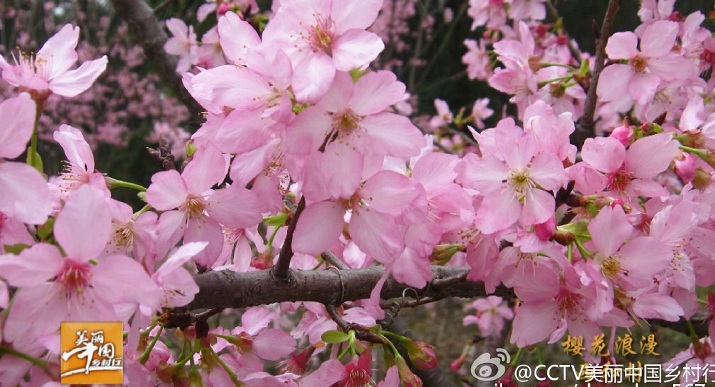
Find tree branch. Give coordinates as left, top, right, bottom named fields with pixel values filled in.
left=189, top=265, right=511, bottom=309
left=573, top=0, right=620, bottom=148
left=109, top=0, right=204, bottom=126
left=272, top=196, right=306, bottom=280
left=189, top=265, right=712, bottom=339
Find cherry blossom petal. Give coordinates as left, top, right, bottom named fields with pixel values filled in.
left=49, top=56, right=108, bottom=97
left=316, top=71, right=354, bottom=113
left=631, top=292, right=683, bottom=321
left=627, top=72, right=659, bottom=103
left=184, top=218, right=224, bottom=268
left=156, top=242, right=207, bottom=277
left=605, top=32, right=638, bottom=60
left=331, top=0, right=382, bottom=31
left=391, top=248, right=432, bottom=288
left=146, top=170, right=189, bottom=211
left=317, top=144, right=364, bottom=199
left=475, top=190, right=520, bottom=234
left=361, top=171, right=419, bottom=214
left=206, top=184, right=263, bottom=228
left=625, top=133, right=678, bottom=179
left=0, top=162, right=52, bottom=225
left=640, top=20, right=678, bottom=58
left=37, top=24, right=79, bottom=79
left=351, top=71, right=405, bottom=116
left=293, top=201, right=346, bottom=256
left=499, top=132, right=535, bottom=169
left=299, top=359, right=347, bottom=386
left=350, top=210, right=404, bottom=261
left=291, top=52, right=335, bottom=102
left=0, top=244, right=63, bottom=287
left=0, top=94, right=35, bottom=159
left=93, top=255, right=160, bottom=308
left=458, top=154, right=509, bottom=193
left=331, top=29, right=384, bottom=72
left=361, top=113, right=424, bottom=157
left=214, top=110, right=272, bottom=155
left=156, top=268, right=199, bottom=308
left=218, top=12, right=260, bottom=65
left=182, top=143, right=227, bottom=194
left=413, top=153, right=460, bottom=190
left=55, top=185, right=111, bottom=260
left=529, top=152, right=568, bottom=191
left=253, top=329, right=296, bottom=361
left=597, top=64, right=633, bottom=102
left=520, top=189, right=555, bottom=226
left=618, top=237, right=671, bottom=276
left=581, top=137, right=626, bottom=173
left=588, top=206, right=632, bottom=257
left=510, top=301, right=559, bottom=347
left=54, top=124, right=94, bottom=172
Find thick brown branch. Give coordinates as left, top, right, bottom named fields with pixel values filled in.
left=189, top=266, right=510, bottom=309
left=109, top=0, right=204, bottom=125
left=189, top=265, right=713, bottom=339
left=573, top=0, right=620, bottom=148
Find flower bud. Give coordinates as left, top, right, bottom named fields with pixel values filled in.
left=405, top=341, right=438, bottom=370
left=395, top=356, right=423, bottom=387
left=609, top=123, right=633, bottom=145
left=430, top=244, right=465, bottom=265
left=692, top=167, right=712, bottom=189
left=450, top=352, right=466, bottom=372
left=534, top=216, right=556, bottom=241
left=674, top=152, right=696, bottom=182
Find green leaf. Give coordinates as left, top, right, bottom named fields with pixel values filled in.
left=3, top=244, right=30, bottom=255
left=37, top=218, right=55, bottom=240
left=321, top=330, right=350, bottom=344
left=26, top=146, right=44, bottom=174
left=264, top=212, right=288, bottom=227
left=558, top=220, right=591, bottom=240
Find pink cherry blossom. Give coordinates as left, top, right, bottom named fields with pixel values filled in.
left=468, top=0, right=509, bottom=30
left=0, top=24, right=108, bottom=101
left=164, top=18, right=198, bottom=73
left=574, top=133, right=679, bottom=200
left=462, top=39, right=492, bottom=81
left=509, top=0, right=546, bottom=21
left=146, top=144, right=263, bottom=267
left=586, top=205, right=672, bottom=292
left=471, top=98, right=494, bottom=129
left=429, top=99, right=453, bottom=128
left=510, top=265, right=610, bottom=348
left=262, top=0, right=385, bottom=101
left=53, top=124, right=109, bottom=196
left=458, top=119, right=568, bottom=234
left=0, top=185, right=159, bottom=344
left=597, top=20, right=695, bottom=104
left=463, top=296, right=514, bottom=337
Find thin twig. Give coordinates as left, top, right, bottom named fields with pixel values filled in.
left=272, top=196, right=306, bottom=280
left=325, top=304, right=386, bottom=344
left=321, top=251, right=349, bottom=270
left=574, top=0, right=620, bottom=148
